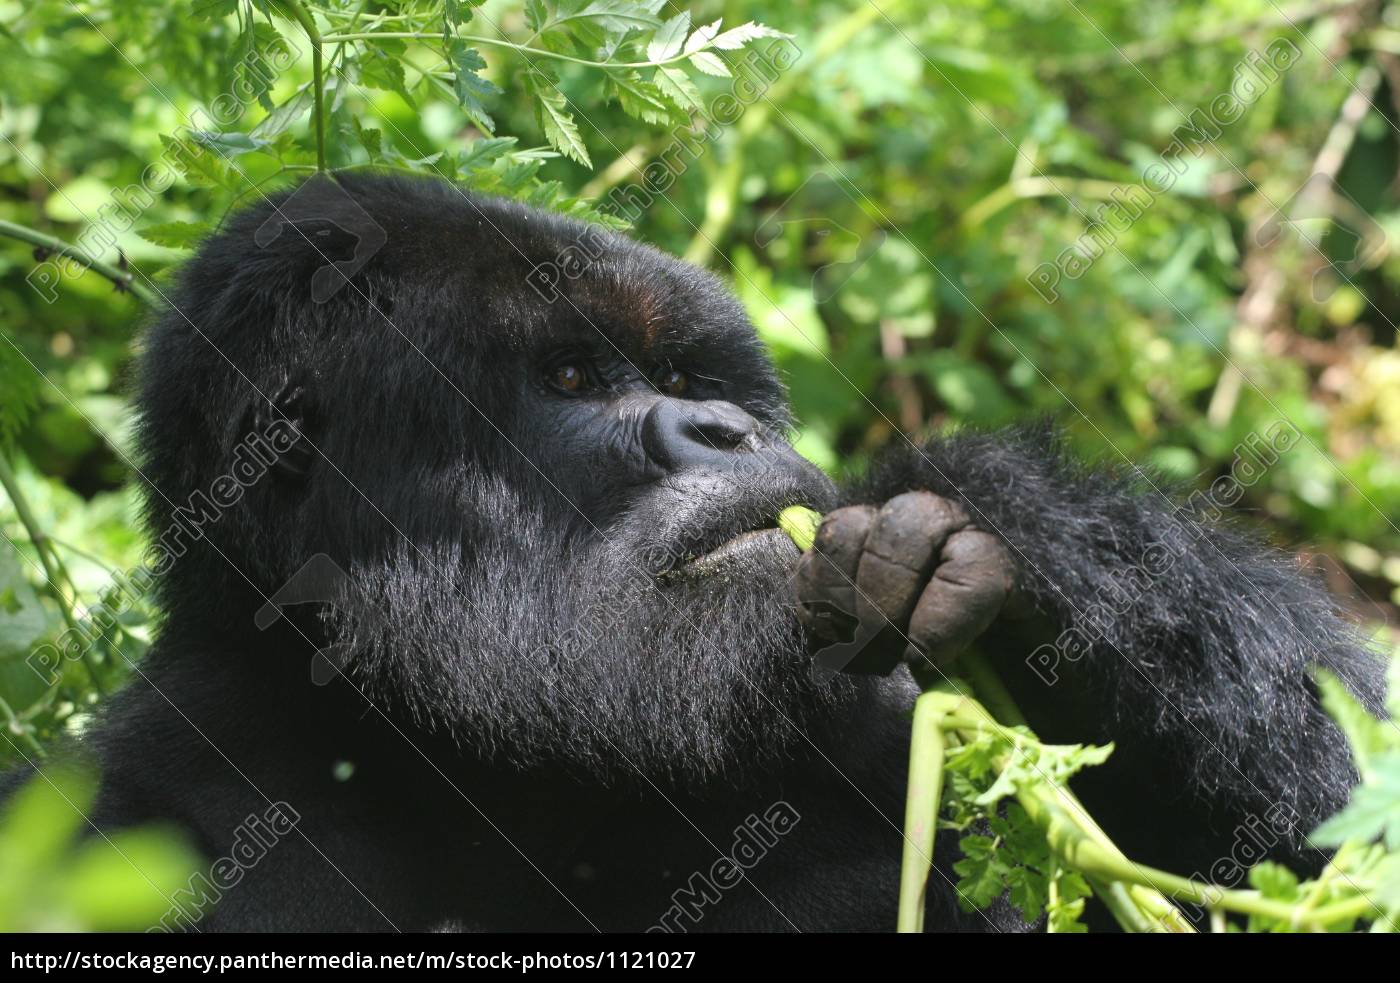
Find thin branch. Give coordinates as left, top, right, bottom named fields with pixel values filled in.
left=0, top=220, right=159, bottom=307
left=281, top=0, right=326, bottom=172
left=0, top=454, right=106, bottom=696
left=318, top=30, right=701, bottom=69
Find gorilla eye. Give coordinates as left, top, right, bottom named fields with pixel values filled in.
left=550, top=363, right=589, bottom=393
left=656, top=368, right=690, bottom=397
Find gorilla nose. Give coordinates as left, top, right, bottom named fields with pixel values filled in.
left=642, top=399, right=761, bottom=472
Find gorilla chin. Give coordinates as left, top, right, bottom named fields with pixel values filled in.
left=338, top=481, right=856, bottom=791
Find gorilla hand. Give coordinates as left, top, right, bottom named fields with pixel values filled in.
left=792, top=491, right=1016, bottom=679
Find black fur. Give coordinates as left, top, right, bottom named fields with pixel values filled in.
left=9, top=173, right=1383, bottom=931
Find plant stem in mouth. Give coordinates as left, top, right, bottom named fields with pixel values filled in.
left=777, top=506, right=822, bottom=552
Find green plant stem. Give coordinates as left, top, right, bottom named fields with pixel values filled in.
left=0, top=455, right=106, bottom=696
left=319, top=31, right=701, bottom=69
left=959, top=176, right=1144, bottom=231
left=897, top=684, right=953, bottom=932
left=0, top=220, right=159, bottom=307
left=0, top=692, right=45, bottom=758
left=282, top=1, right=326, bottom=172
left=960, top=650, right=1027, bottom=726
left=963, top=658, right=1204, bottom=935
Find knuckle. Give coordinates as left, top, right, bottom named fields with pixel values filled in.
left=813, top=505, right=874, bottom=554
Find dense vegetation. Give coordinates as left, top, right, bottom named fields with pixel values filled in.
left=1, top=0, right=1398, bottom=930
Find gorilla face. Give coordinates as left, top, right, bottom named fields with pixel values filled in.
left=138, top=174, right=845, bottom=786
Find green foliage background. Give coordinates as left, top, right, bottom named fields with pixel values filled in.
left=1, top=0, right=1399, bottom=929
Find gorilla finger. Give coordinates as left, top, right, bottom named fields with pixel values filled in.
left=906, top=529, right=1014, bottom=668
left=854, top=491, right=969, bottom=630
left=794, top=505, right=876, bottom=633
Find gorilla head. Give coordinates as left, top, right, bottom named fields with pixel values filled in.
left=135, top=173, right=848, bottom=787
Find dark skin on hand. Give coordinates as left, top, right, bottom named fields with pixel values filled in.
left=793, top=492, right=1018, bottom=676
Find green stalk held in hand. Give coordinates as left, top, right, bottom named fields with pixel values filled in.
left=776, top=506, right=1194, bottom=933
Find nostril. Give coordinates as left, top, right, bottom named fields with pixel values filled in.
left=642, top=399, right=763, bottom=472
left=685, top=403, right=758, bottom=451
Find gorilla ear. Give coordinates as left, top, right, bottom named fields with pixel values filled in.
left=254, top=374, right=316, bottom=479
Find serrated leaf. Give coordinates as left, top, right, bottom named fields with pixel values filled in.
left=1312, top=752, right=1400, bottom=850
left=684, top=18, right=721, bottom=54
left=449, top=43, right=499, bottom=134
left=193, top=0, right=237, bottom=20
left=524, top=0, right=549, bottom=34
left=1248, top=861, right=1302, bottom=901
left=688, top=51, right=730, bottom=77
left=710, top=21, right=791, bottom=50
left=647, top=11, right=689, bottom=62
left=187, top=130, right=268, bottom=158
left=160, top=135, right=229, bottom=189
left=352, top=119, right=382, bottom=161
left=361, top=48, right=417, bottom=110
left=573, top=0, right=661, bottom=36
left=952, top=834, right=1010, bottom=911
left=252, top=87, right=312, bottom=140
left=653, top=66, right=703, bottom=113
left=1005, top=864, right=1048, bottom=921
left=443, top=0, right=475, bottom=32
left=135, top=221, right=214, bottom=250
left=458, top=136, right=518, bottom=173
left=0, top=346, right=39, bottom=449
left=608, top=71, right=681, bottom=125
left=1317, top=669, right=1395, bottom=779
left=527, top=73, right=591, bottom=167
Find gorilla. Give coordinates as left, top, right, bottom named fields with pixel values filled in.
left=18, top=173, right=1385, bottom=931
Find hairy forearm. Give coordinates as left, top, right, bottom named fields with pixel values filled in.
left=845, top=424, right=1384, bottom=849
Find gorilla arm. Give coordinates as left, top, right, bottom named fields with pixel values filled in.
left=792, top=425, right=1386, bottom=877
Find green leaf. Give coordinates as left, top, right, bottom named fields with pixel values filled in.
left=572, top=1, right=661, bottom=36
left=187, top=130, right=269, bottom=158
left=1248, top=861, right=1302, bottom=901
left=952, top=835, right=1010, bottom=910
left=135, top=221, right=215, bottom=251
left=523, top=0, right=549, bottom=35
left=527, top=72, right=591, bottom=167
left=607, top=70, right=682, bottom=126
left=193, top=0, right=238, bottom=20
left=361, top=48, right=417, bottom=110
left=0, top=547, right=48, bottom=657
left=458, top=136, right=518, bottom=174
left=1047, top=869, right=1091, bottom=933
left=352, top=119, right=382, bottom=162
left=251, top=88, right=312, bottom=140
left=0, top=347, right=39, bottom=450
left=683, top=18, right=721, bottom=54
left=1005, top=863, right=1048, bottom=921
left=647, top=11, right=689, bottom=62
left=688, top=51, right=731, bottom=78
left=60, top=827, right=203, bottom=931
left=448, top=42, right=500, bottom=134
left=710, top=22, right=791, bottom=50
left=159, top=135, right=231, bottom=189
left=1312, top=752, right=1400, bottom=850
left=653, top=66, right=702, bottom=113
left=1316, top=669, right=1396, bottom=779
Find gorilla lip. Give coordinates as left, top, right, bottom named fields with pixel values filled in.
left=679, top=527, right=797, bottom=576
